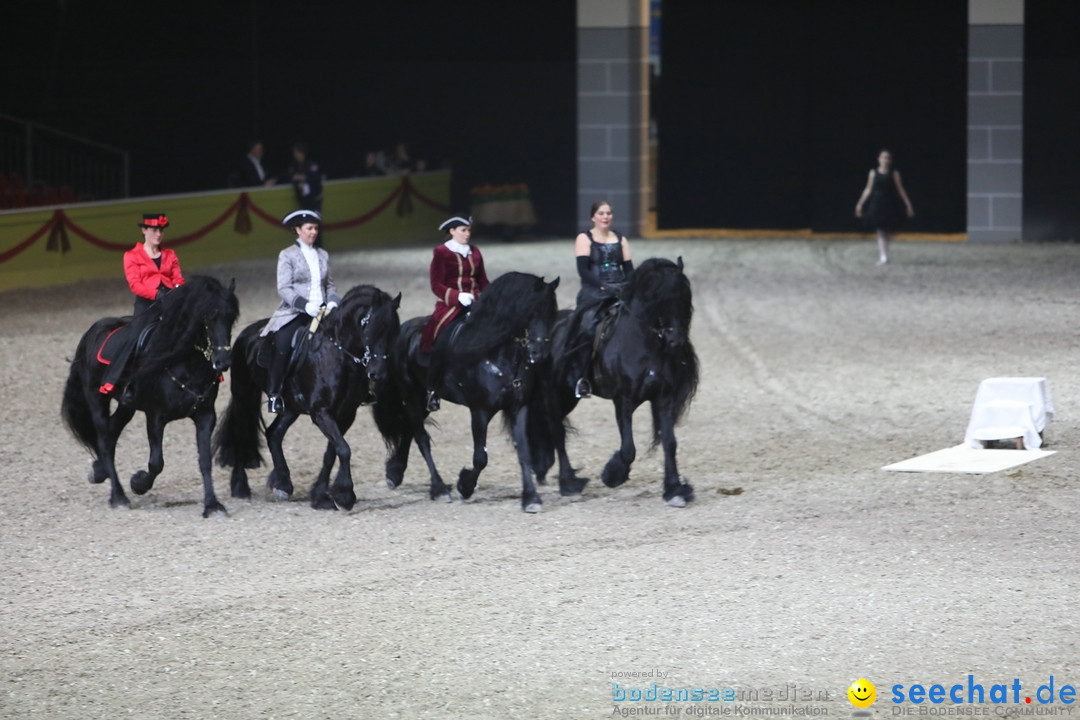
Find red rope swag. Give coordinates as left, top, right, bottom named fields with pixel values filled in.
left=0, top=178, right=448, bottom=264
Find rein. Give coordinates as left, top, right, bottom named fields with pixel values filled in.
left=166, top=323, right=229, bottom=415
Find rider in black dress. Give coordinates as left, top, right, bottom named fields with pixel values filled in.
left=566, top=200, right=634, bottom=398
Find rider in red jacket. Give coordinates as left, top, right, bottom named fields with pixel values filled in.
left=100, top=213, right=185, bottom=399
left=420, top=215, right=490, bottom=411
left=123, top=213, right=184, bottom=315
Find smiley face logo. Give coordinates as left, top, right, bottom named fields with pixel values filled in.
left=848, top=678, right=876, bottom=708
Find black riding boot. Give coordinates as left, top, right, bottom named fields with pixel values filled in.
left=424, top=350, right=442, bottom=412
left=99, top=332, right=138, bottom=397
left=565, top=307, right=598, bottom=399
left=267, top=344, right=288, bottom=413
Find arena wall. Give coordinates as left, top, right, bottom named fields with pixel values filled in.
left=0, top=171, right=449, bottom=292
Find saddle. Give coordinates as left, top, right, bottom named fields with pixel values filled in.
left=409, top=313, right=470, bottom=368
left=592, top=300, right=621, bottom=354
left=96, top=319, right=158, bottom=365
left=255, top=325, right=310, bottom=372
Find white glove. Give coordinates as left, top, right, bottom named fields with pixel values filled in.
left=458, top=292, right=474, bottom=307
left=304, top=301, right=320, bottom=317
left=325, top=301, right=338, bottom=314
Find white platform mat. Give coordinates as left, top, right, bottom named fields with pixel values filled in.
left=883, top=444, right=1056, bottom=474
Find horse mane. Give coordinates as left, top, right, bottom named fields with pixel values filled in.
left=137, top=275, right=239, bottom=377
left=454, top=272, right=556, bottom=359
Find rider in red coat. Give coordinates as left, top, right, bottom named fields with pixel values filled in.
left=123, top=213, right=185, bottom=315
left=420, top=215, right=490, bottom=410
left=100, top=213, right=185, bottom=399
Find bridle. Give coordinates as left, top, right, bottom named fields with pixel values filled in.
left=331, top=308, right=387, bottom=369
left=195, top=322, right=231, bottom=361
left=513, top=326, right=551, bottom=351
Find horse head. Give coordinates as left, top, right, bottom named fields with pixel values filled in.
left=520, top=276, right=559, bottom=364
left=361, top=291, right=401, bottom=382
left=205, top=278, right=239, bottom=372
left=154, top=276, right=239, bottom=374
left=332, top=286, right=401, bottom=384
left=627, top=258, right=692, bottom=351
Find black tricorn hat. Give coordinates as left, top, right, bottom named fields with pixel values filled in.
left=282, top=209, right=322, bottom=227
left=439, top=215, right=472, bottom=232
left=138, top=213, right=169, bottom=229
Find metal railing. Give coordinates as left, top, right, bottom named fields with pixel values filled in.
left=0, top=112, right=129, bottom=205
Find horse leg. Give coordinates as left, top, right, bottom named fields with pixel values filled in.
left=415, top=414, right=453, bottom=502
left=130, top=411, right=165, bottom=496
left=602, top=396, right=638, bottom=488
left=265, top=410, right=299, bottom=500
left=315, top=440, right=338, bottom=500
left=385, top=430, right=411, bottom=488
left=308, top=408, right=356, bottom=511
left=96, top=398, right=135, bottom=508
left=230, top=464, right=252, bottom=500
left=193, top=409, right=228, bottom=518
left=510, top=405, right=542, bottom=513
left=552, top=413, right=589, bottom=497
left=387, top=397, right=451, bottom=502
left=456, top=408, right=491, bottom=500
left=655, top=398, right=694, bottom=507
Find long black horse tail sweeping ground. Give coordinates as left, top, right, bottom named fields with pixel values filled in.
left=61, top=334, right=98, bottom=455
left=213, top=327, right=265, bottom=470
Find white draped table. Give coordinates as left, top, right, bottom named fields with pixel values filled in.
left=964, top=377, right=1053, bottom=450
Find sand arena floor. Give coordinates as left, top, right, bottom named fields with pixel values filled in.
left=2, top=236, right=1079, bottom=719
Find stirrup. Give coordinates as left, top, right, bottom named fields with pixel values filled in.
left=267, top=395, right=284, bottom=414
left=574, top=378, right=592, bottom=399
left=426, top=391, right=440, bottom=412
left=120, top=384, right=136, bottom=405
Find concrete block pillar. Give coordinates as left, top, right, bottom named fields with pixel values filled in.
left=968, top=0, right=1024, bottom=242
left=577, top=0, right=650, bottom=236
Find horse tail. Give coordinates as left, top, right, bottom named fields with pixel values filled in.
left=60, top=336, right=98, bottom=456
left=651, top=343, right=700, bottom=449
left=371, top=381, right=411, bottom=452
left=212, top=330, right=265, bottom=469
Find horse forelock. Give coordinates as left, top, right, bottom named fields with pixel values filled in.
left=626, top=259, right=692, bottom=326
left=330, top=285, right=399, bottom=344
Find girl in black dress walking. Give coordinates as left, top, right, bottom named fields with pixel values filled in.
left=855, top=149, right=915, bottom=265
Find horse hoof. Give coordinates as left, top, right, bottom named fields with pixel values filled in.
left=88, top=462, right=106, bottom=484
left=665, top=495, right=687, bottom=508
left=272, top=488, right=290, bottom=502
left=523, top=502, right=543, bottom=514
left=386, top=477, right=397, bottom=490
left=202, top=504, right=229, bottom=519
left=130, top=470, right=153, bottom=495
left=332, top=493, right=356, bottom=512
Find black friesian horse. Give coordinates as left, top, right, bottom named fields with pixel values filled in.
left=531, top=257, right=699, bottom=506
left=61, top=276, right=239, bottom=517
left=213, top=285, right=401, bottom=510
left=373, top=272, right=569, bottom=512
